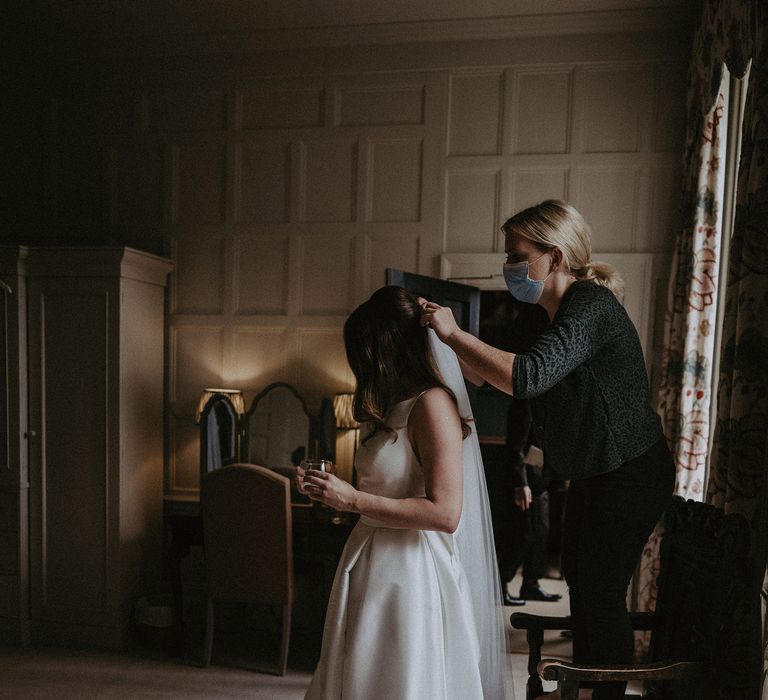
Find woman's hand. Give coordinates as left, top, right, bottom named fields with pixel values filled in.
left=418, top=298, right=460, bottom=343
left=295, top=463, right=337, bottom=494
left=299, top=468, right=359, bottom=512
left=514, top=486, right=533, bottom=511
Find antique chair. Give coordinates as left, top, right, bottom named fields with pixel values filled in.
left=511, top=496, right=753, bottom=699
left=201, top=463, right=294, bottom=675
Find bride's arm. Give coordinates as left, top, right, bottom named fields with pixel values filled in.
left=300, top=387, right=463, bottom=533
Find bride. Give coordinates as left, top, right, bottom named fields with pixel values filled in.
left=299, top=285, right=511, bottom=700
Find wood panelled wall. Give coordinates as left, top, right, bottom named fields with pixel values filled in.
left=16, top=28, right=689, bottom=499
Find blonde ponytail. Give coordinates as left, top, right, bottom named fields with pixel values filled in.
left=573, top=261, right=625, bottom=303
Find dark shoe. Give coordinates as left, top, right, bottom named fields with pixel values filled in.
left=519, top=584, right=562, bottom=602
left=503, top=592, right=525, bottom=606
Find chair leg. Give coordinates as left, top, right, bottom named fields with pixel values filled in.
left=526, top=628, right=544, bottom=700
left=202, top=597, right=214, bottom=667
left=559, top=676, right=579, bottom=700
left=278, top=603, right=292, bottom=676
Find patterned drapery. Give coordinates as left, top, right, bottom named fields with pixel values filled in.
left=634, top=0, right=760, bottom=672
left=707, top=9, right=766, bottom=521
left=657, top=0, right=753, bottom=500
left=656, top=83, right=726, bottom=499
left=707, top=6, right=768, bottom=695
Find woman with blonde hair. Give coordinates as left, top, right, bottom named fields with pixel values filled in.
left=422, top=200, right=675, bottom=700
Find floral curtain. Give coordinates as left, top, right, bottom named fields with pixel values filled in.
left=707, top=4, right=768, bottom=694
left=656, top=82, right=726, bottom=500
left=634, top=77, right=727, bottom=642
left=634, top=0, right=757, bottom=663
left=658, top=0, right=754, bottom=501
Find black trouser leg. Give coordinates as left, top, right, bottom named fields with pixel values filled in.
left=494, top=516, right=516, bottom=592
left=561, top=439, right=675, bottom=700
left=561, top=481, right=591, bottom=666
left=522, top=491, right=549, bottom=586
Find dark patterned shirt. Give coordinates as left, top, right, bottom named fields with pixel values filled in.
left=512, top=281, right=663, bottom=480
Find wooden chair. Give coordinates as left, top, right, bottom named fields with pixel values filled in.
left=511, top=496, right=753, bottom=699
left=201, top=463, right=294, bottom=675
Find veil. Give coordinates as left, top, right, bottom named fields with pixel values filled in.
left=427, top=329, right=514, bottom=699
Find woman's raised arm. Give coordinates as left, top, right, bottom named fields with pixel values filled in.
left=420, top=301, right=516, bottom=395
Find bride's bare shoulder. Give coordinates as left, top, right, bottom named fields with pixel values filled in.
left=408, top=386, right=461, bottom=426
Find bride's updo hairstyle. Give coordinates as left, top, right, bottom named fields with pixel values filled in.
left=501, top=199, right=624, bottom=302
left=344, top=285, right=471, bottom=442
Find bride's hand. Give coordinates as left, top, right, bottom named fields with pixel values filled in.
left=302, top=469, right=358, bottom=512
left=418, top=298, right=459, bottom=342
left=295, top=466, right=309, bottom=494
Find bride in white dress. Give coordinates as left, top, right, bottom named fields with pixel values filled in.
left=299, top=286, right=512, bottom=700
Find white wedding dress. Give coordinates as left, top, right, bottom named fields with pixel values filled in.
left=304, top=392, right=486, bottom=700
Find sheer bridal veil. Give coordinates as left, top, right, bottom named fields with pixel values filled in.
left=427, top=329, right=514, bottom=700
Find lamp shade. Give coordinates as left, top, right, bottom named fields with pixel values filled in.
left=332, top=392, right=358, bottom=429
left=195, top=388, right=245, bottom=423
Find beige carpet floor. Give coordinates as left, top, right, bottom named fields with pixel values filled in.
left=0, top=574, right=569, bottom=699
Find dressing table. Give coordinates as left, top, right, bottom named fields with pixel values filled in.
left=165, top=382, right=353, bottom=657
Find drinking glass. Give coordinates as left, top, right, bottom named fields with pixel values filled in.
left=301, top=458, right=333, bottom=473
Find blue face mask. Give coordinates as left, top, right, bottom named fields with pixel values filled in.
left=502, top=252, right=550, bottom=304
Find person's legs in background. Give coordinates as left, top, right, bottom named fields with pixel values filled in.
left=519, top=490, right=561, bottom=601
left=497, top=505, right=530, bottom=605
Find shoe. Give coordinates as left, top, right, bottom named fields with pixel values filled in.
left=519, top=584, right=562, bottom=602
left=503, top=592, right=525, bottom=606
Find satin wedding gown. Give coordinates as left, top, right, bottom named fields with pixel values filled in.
left=304, top=391, right=486, bottom=700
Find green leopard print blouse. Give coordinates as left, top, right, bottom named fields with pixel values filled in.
left=512, top=281, right=664, bottom=480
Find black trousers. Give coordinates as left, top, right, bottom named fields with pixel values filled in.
left=504, top=490, right=549, bottom=587
left=561, top=438, right=675, bottom=700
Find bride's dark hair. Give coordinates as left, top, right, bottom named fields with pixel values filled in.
left=344, top=285, right=471, bottom=442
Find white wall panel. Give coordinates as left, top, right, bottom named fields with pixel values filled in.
left=510, top=168, right=569, bottom=212
left=369, top=233, right=421, bottom=291
left=577, top=167, right=639, bottom=251
left=230, top=327, right=289, bottom=393
left=172, top=233, right=226, bottom=315
left=170, top=326, right=225, bottom=413
left=242, top=87, right=325, bottom=129
left=167, top=416, right=200, bottom=496
left=301, top=235, right=354, bottom=314
left=649, top=163, right=683, bottom=252
left=512, top=70, right=571, bottom=154
left=301, top=140, right=357, bottom=222
left=448, top=72, right=503, bottom=156
left=368, top=139, right=423, bottom=222
left=652, top=63, right=688, bottom=152
left=234, top=235, right=290, bottom=314
left=175, top=143, right=227, bottom=224
left=237, top=142, right=290, bottom=223
left=336, top=85, right=425, bottom=126
left=445, top=170, right=500, bottom=251
left=297, top=329, right=354, bottom=401
left=578, top=67, right=646, bottom=153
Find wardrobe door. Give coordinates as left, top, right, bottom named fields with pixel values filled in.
left=0, top=252, right=30, bottom=645
left=27, top=274, right=121, bottom=647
